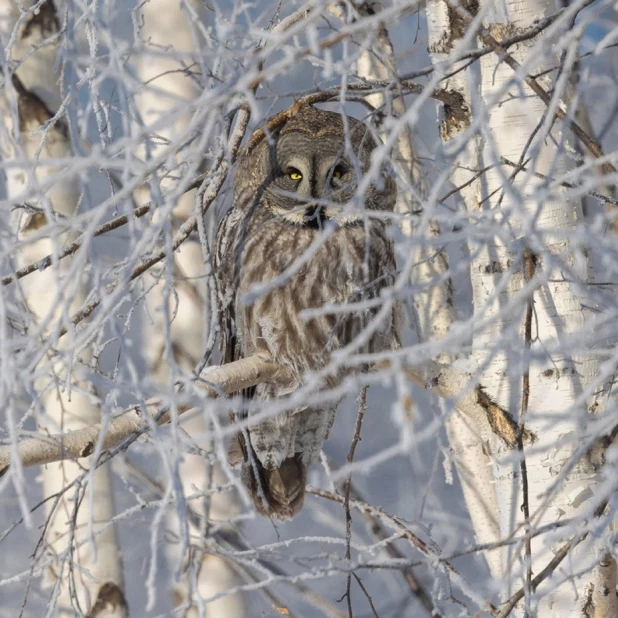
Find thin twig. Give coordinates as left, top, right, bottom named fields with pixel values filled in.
left=500, top=157, right=618, bottom=208
left=1, top=173, right=208, bottom=287
left=116, top=455, right=346, bottom=618
left=518, top=247, right=536, bottom=614
left=343, top=385, right=369, bottom=618
left=309, top=487, right=499, bottom=616
left=352, top=573, right=380, bottom=618
left=342, top=478, right=435, bottom=615
left=495, top=537, right=579, bottom=618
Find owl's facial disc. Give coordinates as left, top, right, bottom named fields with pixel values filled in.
left=264, top=132, right=362, bottom=227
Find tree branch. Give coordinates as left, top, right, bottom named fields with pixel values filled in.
left=495, top=537, right=579, bottom=618
left=308, top=487, right=499, bottom=616
left=0, top=355, right=531, bottom=476
left=0, top=355, right=280, bottom=477
left=591, top=554, right=618, bottom=618
left=1, top=173, right=209, bottom=287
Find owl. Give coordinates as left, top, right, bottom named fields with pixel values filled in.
left=214, top=105, right=400, bottom=519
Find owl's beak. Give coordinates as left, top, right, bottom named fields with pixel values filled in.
left=304, top=204, right=326, bottom=228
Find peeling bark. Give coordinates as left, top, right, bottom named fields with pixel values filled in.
left=87, top=583, right=129, bottom=618
left=590, top=554, right=618, bottom=618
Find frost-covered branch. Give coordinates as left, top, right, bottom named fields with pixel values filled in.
left=0, top=354, right=280, bottom=475
left=0, top=354, right=526, bottom=474
left=2, top=1, right=617, bottom=615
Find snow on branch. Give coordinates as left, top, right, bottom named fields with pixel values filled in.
left=2, top=1, right=617, bottom=615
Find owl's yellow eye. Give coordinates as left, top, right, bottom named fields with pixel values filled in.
left=331, top=165, right=346, bottom=181
left=288, top=169, right=302, bottom=181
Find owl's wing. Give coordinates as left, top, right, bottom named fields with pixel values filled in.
left=214, top=207, right=241, bottom=367
left=366, top=228, right=402, bottom=351
left=214, top=207, right=254, bottom=464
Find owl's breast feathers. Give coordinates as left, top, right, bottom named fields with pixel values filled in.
left=236, top=213, right=399, bottom=377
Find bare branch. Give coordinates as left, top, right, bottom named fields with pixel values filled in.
left=0, top=355, right=280, bottom=476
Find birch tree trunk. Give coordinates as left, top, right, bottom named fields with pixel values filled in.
left=0, top=1, right=125, bottom=616
left=426, top=0, right=506, bottom=582
left=350, top=15, right=499, bottom=595
left=427, top=0, right=609, bottom=615
left=133, top=1, right=244, bottom=615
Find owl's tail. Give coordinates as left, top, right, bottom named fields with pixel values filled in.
left=241, top=453, right=307, bottom=520
left=229, top=427, right=307, bottom=519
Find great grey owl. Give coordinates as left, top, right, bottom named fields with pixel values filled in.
left=214, top=105, right=400, bottom=519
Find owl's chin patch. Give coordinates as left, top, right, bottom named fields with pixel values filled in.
left=324, top=207, right=363, bottom=226
left=273, top=206, right=362, bottom=228
left=270, top=206, right=326, bottom=228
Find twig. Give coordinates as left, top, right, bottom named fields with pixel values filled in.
left=116, top=455, right=346, bottom=618
left=495, top=537, right=579, bottom=618
left=399, top=362, right=534, bottom=448
left=518, top=247, right=536, bottom=614
left=343, top=386, right=369, bottom=618
left=341, top=478, right=434, bottom=615
left=245, top=2, right=419, bottom=92
left=482, top=31, right=613, bottom=174
left=1, top=173, right=209, bottom=287
left=308, top=487, right=499, bottom=616
left=352, top=573, right=380, bottom=618
left=500, top=157, right=618, bottom=208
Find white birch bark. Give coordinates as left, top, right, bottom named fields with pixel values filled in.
left=426, top=0, right=506, bottom=581
left=428, top=0, right=607, bottom=614
left=0, top=2, right=125, bottom=616
left=352, top=3, right=501, bottom=583
left=330, top=0, right=505, bottom=594
left=133, top=1, right=244, bottom=615
left=354, top=9, right=502, bottom=587
left=327, top=4, right=510, bottom=609
left=354, top=2, right=459, bottom=351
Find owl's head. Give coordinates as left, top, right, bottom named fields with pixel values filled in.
left=235, top=106, right=396, bottom=228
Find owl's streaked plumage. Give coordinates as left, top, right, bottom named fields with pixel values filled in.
left=214, top=106, right=400, bottom=519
